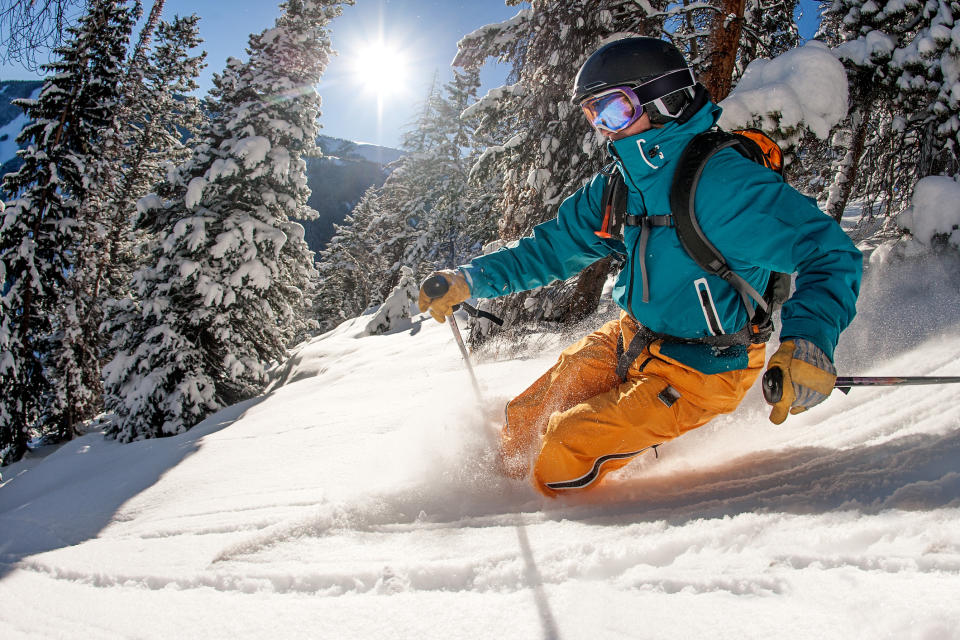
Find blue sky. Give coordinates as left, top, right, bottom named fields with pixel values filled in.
left=0, top=0, right=821, bottom=149
left=0, top=0, right=528, bottom=149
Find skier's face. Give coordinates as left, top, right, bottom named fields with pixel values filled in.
left=598, top=113, right=655, bottom=140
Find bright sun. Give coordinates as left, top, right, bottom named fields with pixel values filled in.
left=351, top=40, right=409, bottom=97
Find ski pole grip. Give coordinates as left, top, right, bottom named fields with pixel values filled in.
left=762, top=367, right=784, bottom=405
left=422, top=274, right=449, bottom=300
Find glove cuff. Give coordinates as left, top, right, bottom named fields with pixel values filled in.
left=791, top=338, right=836, bottom=376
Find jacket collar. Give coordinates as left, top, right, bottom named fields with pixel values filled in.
left=608, top=102, right=722, bottom=190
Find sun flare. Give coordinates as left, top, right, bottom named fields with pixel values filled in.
left=351, top=40, right=410, bottom=97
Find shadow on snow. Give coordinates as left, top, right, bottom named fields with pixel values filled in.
left=0, top=397, right=267, bottom=581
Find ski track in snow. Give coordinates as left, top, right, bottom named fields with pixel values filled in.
left=1, top=254, right=960, bottom=639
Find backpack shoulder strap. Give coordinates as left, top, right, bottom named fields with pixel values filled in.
left=595, top=163, right=627, bottom=240
left=669, top=130, right=769, bottom=316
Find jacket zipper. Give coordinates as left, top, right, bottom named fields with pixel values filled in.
left=694, top=277, right=725, bottom=336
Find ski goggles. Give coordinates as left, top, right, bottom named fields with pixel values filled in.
left=579, top=86, right=645, bottom=132
left=579, top=68, right=697, bottom=132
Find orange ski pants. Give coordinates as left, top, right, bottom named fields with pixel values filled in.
left=501, top=313, right=765, bottom=496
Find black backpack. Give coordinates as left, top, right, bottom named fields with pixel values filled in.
left=597, top=128, right=793, bottom=346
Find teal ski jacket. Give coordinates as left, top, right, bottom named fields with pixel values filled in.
left=461, top=102, right=862, bottom=374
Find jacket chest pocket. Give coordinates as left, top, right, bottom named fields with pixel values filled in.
left=693, top=277, right=725, bottom=336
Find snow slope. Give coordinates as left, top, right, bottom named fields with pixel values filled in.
left=1, top=252, right=960, bottom=639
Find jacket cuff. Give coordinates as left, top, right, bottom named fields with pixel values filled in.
left=457, top=266, right=474, bottom=293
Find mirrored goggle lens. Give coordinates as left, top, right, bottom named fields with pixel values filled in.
left=580, top=90, right=640, bottom=131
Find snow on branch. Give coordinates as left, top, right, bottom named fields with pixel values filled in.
left=469, top=132, right=527, bottom=178
left=460, top=83, right=526, bottom=120
left=833, top=30, right=896, bottom=66
left=453, top=8, right=532, bottom=69
left=718, top=41, right=848, bottom=143
left=896, top=176, right=960, bottom=250
left=457, top=8, right=532, bottom=49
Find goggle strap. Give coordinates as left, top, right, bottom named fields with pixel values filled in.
left=631, top=68, right=696, bottom=104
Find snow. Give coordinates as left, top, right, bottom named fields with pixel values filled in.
left=364, top=266, right=419, bottom=335
left=461, top=83, right=526, bottom=120
left=231, top=136, right=271, bottom=169
left=718, top=41, right=849, bottom=140
left=208, top=157, right=241, bottom=182
left=895, top=176, right=960, bottom=248
left=185, top=176, right=207, bottom=210
left=458, top=8, right=532, bottom=48
left=2, top=226, right=960, bottom=636
left=136, top=193, right=164, bottom=216
left=834, top=30, right=896, bottom=66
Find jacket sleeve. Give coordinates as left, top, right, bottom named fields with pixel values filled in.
left=461, top=172, right=618, bottom=299
left=695, top=151, right=862, bottom=361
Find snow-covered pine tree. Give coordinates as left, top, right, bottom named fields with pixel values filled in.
left=432, top=67, right=499, bottom=269
left=885, top=2, right=960, bottom=177
left=0, top=0, right=135, bottom=462
left=98, top=64, right=242, bottom=441
left=822, top=0, right=960, bottom=221
left=50, top=0, right=138, bottom=440
left=403, top=69, right=492, bottom=276
left=99, top=13, right=207, bottom=307
left=368, top=75, right=449, bottom=293
left=314, top=187, right=384, bottom=330
left=364, top=265, right=419, bottom=335
left=102, top=0, right=348, bottom=442
left=741, top=0, right=800, bottom=65
left=655, top=0, right=798, bottom=100
left=79, top=12, right=206, bottom=420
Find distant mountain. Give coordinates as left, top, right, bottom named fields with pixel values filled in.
left=0, top=79, right=400, bottom=252
left=316, top=134, right=404, bottom=166
left=306, top=135, right=403, bottom=250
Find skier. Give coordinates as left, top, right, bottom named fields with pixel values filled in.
left=419, top=37, right=862, bottom=496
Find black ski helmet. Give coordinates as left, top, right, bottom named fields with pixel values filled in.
left=573, top=37, right=699, bottom=124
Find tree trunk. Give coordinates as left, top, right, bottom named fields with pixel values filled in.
left=826, top=109, right=870, bottom=223
left=702, top=0, right=746, bottom=101
left=552, top=256, right=612, bottom=323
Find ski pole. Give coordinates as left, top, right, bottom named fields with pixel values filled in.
left=762, top=368, right=960, bottom=404
left=422, top=274, right=484, bottom=403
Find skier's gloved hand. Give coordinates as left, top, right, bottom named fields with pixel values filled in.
left=418, top=269, right=471, bottom=323
left=766, top=338, right=837, bottom=425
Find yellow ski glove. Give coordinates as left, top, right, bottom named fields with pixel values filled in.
left=767, top=339, right=837, bottom=425
left=418, top=269, right=471, bottom=323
